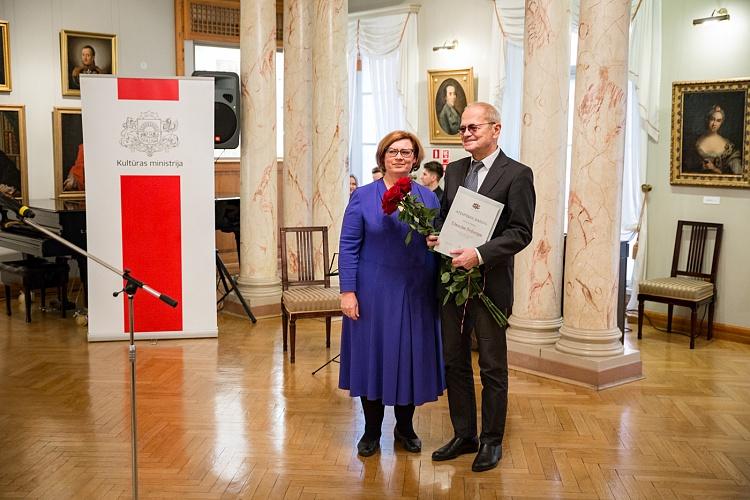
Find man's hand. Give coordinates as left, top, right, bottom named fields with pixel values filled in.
left=426, top=234, right=439, bottom=248
left=450, top=248, right=479, bottom=270
left=340, top=291, right=359, bottom=320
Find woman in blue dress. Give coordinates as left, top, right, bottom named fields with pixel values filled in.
left=339, top=130, right=445, bottom=457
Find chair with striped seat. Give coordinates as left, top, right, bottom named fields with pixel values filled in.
left=637, top=221, right=723, bottom=349
left=279, top=226, right=341, bottom=363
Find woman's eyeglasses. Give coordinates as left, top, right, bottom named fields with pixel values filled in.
left=458, top=122, right=496, bottom=135
left=385, top=148, right=415, bottom=158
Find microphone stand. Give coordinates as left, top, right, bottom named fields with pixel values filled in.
left=6, top=200, right=177, bottom=500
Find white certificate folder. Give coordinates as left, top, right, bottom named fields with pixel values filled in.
left=436, top=186, right=504, bottom=258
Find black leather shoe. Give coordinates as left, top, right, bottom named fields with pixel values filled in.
left=471, top=443, right=502, bottom=472
left=357, top=436, right=380, bottom=457
left=431, top=436, right=479, bottom=461
left=394, top=427, right=421, bottom=453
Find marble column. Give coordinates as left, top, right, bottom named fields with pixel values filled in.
left=283, top=0, right=313, bottom=228
left=311, top=0, right=348, bottom=266
left=556, top=0, right=630, bottom=357
left=507, top=0, right=570, bottom=346
left=237, top=0, right=282, bottom=311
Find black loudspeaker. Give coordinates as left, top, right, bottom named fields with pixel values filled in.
left=192, top=71, right=241, bottom=149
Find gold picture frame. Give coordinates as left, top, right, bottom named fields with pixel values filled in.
left=670, top=78, right=749, bottom=188
left=0, top=105, right=28, bottom=203
left=53, top=107, right=84, bottom=199
left=428, top=68, right=475, bottom=145
left=0, top=20, right=11, bottom=92
left=60, top=29, right=117, bottom=97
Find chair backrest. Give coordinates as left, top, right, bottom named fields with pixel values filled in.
left=670, top=221, right=723, bottom=283
left=279, top=226, right=331, bottom=291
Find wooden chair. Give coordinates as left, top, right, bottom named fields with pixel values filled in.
left=637, top=221, right=723, bottom=349
left=279, top=226, right=341, bottom=363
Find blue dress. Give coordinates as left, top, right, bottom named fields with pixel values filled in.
left=338, top=179, right=446, bottom=406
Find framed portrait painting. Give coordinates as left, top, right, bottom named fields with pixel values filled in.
left=60, top=30, right=117, bottom=97
left=53, top=107, right=84, bottom=199
left=428, top=68, right=474, bottom=145
left=0, top=20, right=11, bottom=92
left=0, top=105, right=28, bottom=203
left=670, top=78, right=750, bottom=188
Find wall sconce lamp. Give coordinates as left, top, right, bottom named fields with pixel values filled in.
left=432, top=39, right=458, bottom=52
left=693, top=7, right=730, bottom=25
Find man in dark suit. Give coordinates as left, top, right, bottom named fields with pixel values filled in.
left=428, top=102, right=535, bottom=472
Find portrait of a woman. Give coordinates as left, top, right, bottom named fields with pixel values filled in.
left=694, top=104, right=743, bottom=175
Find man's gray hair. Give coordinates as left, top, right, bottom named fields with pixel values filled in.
left=465, top=102, right=501, bottom=125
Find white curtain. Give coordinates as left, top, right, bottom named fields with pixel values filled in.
left=626, top=0, right=661, bottom=311
left=347, top=7, right=419, bottom=136
left=629, top=0, right=662, bottom=142
left=488, top=0, right=525, bottom=117
left=499, top=41, right=523, bottom=159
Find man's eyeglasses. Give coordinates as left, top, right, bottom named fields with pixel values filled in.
left=458, top=122, right=496, bottom=135
left=385, top=148, right=415, bottom=158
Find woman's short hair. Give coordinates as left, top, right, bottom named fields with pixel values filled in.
left=705, top=105, right=725, bottom=127
left=375, top=130, right=425, bottom=173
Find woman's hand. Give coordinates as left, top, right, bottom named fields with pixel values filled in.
left=341, top=292, right=359, bottom=320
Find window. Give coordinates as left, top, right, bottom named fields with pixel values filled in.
left=349, top=58, right=378, bottom=186
left=194, top=44, right=284, bottom=159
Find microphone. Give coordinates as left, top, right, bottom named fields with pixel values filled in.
left=0, top=191, right=35, bottom=219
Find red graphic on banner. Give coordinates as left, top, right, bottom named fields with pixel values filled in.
left=121, top=175, right=183, bottom=333
left=117, top=78, right=179, bottom=101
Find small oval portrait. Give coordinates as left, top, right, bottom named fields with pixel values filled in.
left=434, top=78, right=467, bottom=136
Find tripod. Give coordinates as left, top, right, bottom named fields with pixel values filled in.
left=1, top=194, right=178, bottom=500
left=216, top=250, right=256, bottom=323
left=312, top=253, right=339, bottom=375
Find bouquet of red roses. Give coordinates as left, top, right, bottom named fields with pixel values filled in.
left=382, top=177, right=507, bottom=327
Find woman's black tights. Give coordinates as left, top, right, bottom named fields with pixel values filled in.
left=360, top=397, right=417, bottom=440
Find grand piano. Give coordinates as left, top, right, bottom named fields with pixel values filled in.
left=0, top=197, right=241, bottom=303
left=0, top=199, right=89, bottom=297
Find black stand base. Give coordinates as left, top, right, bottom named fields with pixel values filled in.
left=216, top=250, right=256, bottom=323
left=312, top=354, right=340, bottom=375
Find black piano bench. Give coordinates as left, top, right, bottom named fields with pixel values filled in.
left=0, top=259, right=69, bottom=323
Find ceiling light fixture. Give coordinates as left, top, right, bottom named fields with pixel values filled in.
left=432, top=39, right=458, bottom=52
left=693, top=7, right=730, bottom=25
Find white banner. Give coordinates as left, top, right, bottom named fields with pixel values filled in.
left=81, top=75, right=217, bottom=341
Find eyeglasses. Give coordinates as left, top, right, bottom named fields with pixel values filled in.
left=458, top=122, right=496, bottom=135
left=385, top=148, right=415, bottom=158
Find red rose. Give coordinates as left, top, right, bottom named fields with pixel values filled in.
left=382, top=184, right=405, bottom=214
left=396, top=177, right=411, bottom=195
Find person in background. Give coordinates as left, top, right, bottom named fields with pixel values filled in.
left=420, top=160, right=444, bottom=199
left=371, top=166, right=384, bottom=182
left=428, top=102, right=535, bottom=472
left=339, top=130, right=445, bottom=458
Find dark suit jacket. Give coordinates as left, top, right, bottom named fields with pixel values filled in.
left=437, top=149, right=535, bottom=310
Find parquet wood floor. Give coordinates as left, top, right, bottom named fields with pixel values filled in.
left=1, top=304, right=749, bottom=499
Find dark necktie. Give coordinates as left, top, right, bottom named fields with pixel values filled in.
left=464, top=159, right=483, bottom=192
